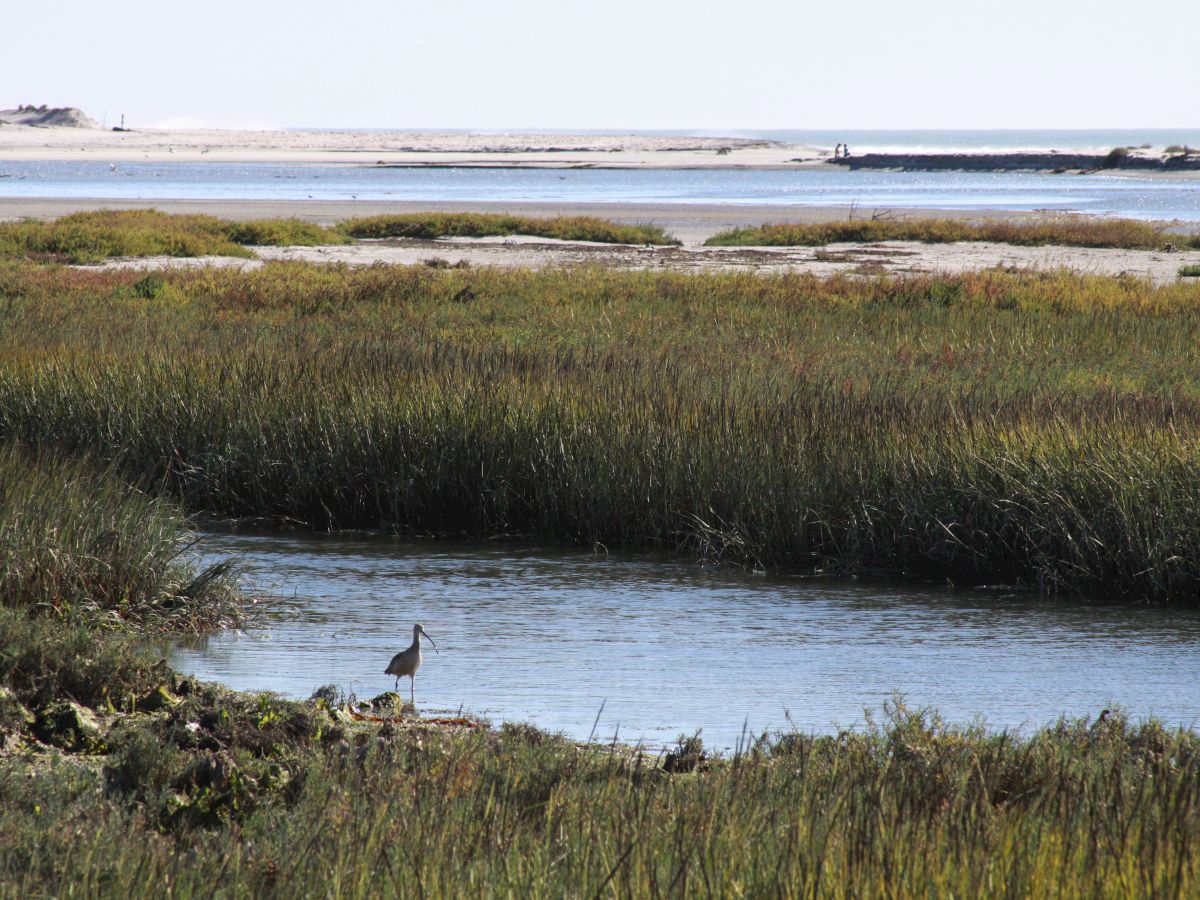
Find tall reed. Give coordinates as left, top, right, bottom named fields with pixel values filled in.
left=2, top=261, right=1200, bottom=601
left=0, top=447, right=242, bottom=630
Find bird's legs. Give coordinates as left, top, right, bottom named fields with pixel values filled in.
left=410, top=674, right=416, bottom=705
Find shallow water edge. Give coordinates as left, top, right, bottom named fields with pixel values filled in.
left=171, top=531, right=1200, bottom=751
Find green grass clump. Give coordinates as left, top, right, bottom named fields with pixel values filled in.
left=0, top=447, right=242, bottom=630
left=1181, top=264, right=1200, bottom=278
left=0, top=210, right=348, bottom=264
left=0, top=210, right=677, bottom=264
left=221, top=217, right=347, bottom=247
left=338, top=211, right=680, bottom=245
left=705, top=216, right=1200, bottom=250
left=0, top=209, right=255, bottom=263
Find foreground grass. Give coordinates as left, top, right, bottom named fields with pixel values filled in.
left=2, top=603, right=1198, bottom=897
left=705, top=215, right=1200, bottom=250
left=0, top=210, right=677, bottom=263
left=3, top=261, right=1200, bottom=600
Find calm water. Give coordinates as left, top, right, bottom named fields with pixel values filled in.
left=2, top=161, right=1200, bottom=221
left=170, top=532, right=1200, bottom=751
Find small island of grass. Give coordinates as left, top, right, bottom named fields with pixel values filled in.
left=705, top=216, right=1200, bottom=251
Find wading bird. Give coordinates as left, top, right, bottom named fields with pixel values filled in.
left=385, top=623, right=438, bottom=704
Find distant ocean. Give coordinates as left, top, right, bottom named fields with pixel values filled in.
left=4, top=127, right=1200, bottom=221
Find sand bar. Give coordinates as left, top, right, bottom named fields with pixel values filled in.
left=5, top=108, right=1200, bottom=184
left=5, top=122, right=1198, bottom=175
left=0, top=125, right=821, bottom=168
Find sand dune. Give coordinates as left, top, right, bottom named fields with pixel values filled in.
left=0, top=105, right=99, bottom=129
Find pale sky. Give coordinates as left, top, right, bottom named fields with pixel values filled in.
left=5, top=0, right=1197, bottom=130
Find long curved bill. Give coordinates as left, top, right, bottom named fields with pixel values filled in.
left=421, top=631, right=439, bottom=654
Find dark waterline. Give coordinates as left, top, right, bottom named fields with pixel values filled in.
left=170, top=532, right=1200, bottom=751
left=3, top=161, right=1200, bottom=221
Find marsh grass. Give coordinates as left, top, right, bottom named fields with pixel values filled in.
left=0, top=447, right=242, bottom=630
left=2, top=262, right=1200, bottom=600
left=1181, top=264, right=1200, bottom=278
left=337, top=211, right=680, bottom=245
left=0, top=253, right=1198, bottom=891
left=705, top=216, right=1200, bottom=250
left=0, top=209, right=258, bottom=263
left=0, top=210, right=679, bottom=264
left=0, top=210, right=356, bottom=264
left=219, top=217, right=349, bottom=247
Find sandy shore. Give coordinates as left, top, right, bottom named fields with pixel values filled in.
left=5, top=123, right=1197, bottom=175
left=86, top=237, right=1197, bottom=285
left=0, top=125, right=821, bottom=168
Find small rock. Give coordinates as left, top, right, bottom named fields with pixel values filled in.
left=370, top=691, right=405, bottom=713
left=35, top=701, right=107, bottom=753
left=176, top=750, right=238, bottom=793
left=137, top=685, right=182, bottom=712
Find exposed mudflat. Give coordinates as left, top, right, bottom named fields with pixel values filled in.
left=90, top=235, right=1200, bottom=285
